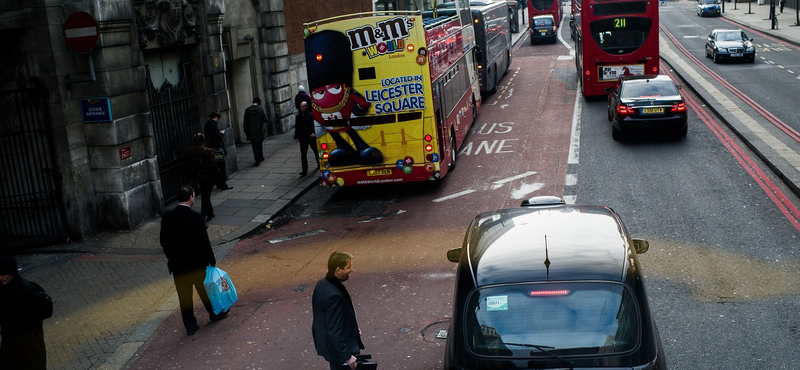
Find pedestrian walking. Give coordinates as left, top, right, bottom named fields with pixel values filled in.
left=160, top=186, right=229, bottom=336
left=294, top=101, right=318, bottom=176
left=185, top=133, right=219, bottom=221
left=0, top=256, right=53, bottom=370
left=243, top=97, right=270, bottom=166
left=203, top=112, right=233, bottom=190
left=295, top=85, right=312, bottom=112
left=311, top=251, right=365, bottom=370
left=780, top=0, right=786, bottom=13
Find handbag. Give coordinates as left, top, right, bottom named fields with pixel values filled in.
left=203, top=266, right=238, bottom=314
left=210, top=148, right=225, bottom=163
left=339, top=354, right=377, bottom=370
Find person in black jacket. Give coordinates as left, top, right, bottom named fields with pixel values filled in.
left=203, top=112, right=232, bottom=190
left=0, top=256, right=50, bottom=370
left=160, top=187, right=229, bottom=336
left=294, top=101, right=318, bottom=176
left=185, top=133, right=219, bottom=221
left=243, top=97, right=270, bottom=166
left=311, top=251, right=364, bottom=370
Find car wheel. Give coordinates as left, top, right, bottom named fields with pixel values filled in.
left=612, top=124, right=623, bottom=141
left=607, top=107, right=612, bottom=122
left=712, top=52, right=719, bottom=63
left=705, top=48, right=711, bottom=58
left=749, top=57, right=755, bottom=63
left=677, top=124, right=688, bottom=139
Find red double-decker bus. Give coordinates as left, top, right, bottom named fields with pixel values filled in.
left=528, top=0, right=563, bottom=27
left=574, top=0, right=659, bottom=97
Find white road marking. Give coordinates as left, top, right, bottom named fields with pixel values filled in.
left=511, top=183, right=546, bottom=199
left=491, top=171, right=538, bottom=189
left=432, top=189, right=476, bottom=202
left=565, top=173, right=577, bottom=186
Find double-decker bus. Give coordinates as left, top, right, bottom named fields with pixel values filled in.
left=574, top=0, right=659, bottom=97
left=528, top=0, right=563, bottom=27
left=569, top=0, right=580, bottom=40
left=470, top=0, right=512, bottom=94
left=303, top=0, right=481, bottom=187
left=437, top=0, right=512, bottom=94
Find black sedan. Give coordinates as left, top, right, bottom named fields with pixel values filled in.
left=530, top=15, right=557, bottom=44
left=606, top=74, right=688, bottom=140
left=705, top=29, right=756, bottom=63
left=443, top=196, right=667, bottom=370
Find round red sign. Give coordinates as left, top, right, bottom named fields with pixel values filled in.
left=63, top=11, right=99, bottom=54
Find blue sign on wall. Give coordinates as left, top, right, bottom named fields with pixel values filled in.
left=80, top=97, right=112, bottom=122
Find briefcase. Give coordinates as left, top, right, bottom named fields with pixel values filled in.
left=340, top=354, right=377, bottom=370
left=210, top=148, right=225, bottom=163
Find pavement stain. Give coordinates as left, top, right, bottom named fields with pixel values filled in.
left=639, top=238, right=800, bottom=302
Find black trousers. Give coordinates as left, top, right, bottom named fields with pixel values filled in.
left=173, top=268, right=214, bottom=329
left=251, top=140, right=264, bottom=162
left=0, top=326, right=46, bottom=370
left=199, top=181, right=214, bottom=217
left=299, top=140, right=319, bottom=174
left=216, top=159, right=229, bottom=189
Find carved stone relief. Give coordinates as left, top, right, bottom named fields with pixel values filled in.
left=135, top=0, right=201, bottom=49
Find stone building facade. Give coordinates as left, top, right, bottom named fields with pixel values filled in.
left=0, top=0, right=371, bottom=247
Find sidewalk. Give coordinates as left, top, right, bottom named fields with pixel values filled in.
left=13, top=131, right=319, bottom=370
left=720, top=0, right=800, bottom=45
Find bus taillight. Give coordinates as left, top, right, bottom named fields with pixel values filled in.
left=652, top=66, right=658, bottom=73
left=320, top=143, right=328, bottom=150
left=425, top=134, right=432, bottom=142
left=322, top=152, right=329, bottom=159
left=407, top=44, right=415, bottom=52
left=316, top=53, right=323, bottom=61
left=584, top=70, right=590, bottom=76
left=425, top=144, right=433, bottom=152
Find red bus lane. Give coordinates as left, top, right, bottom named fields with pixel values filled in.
left=125, top=46, right=578, bottom=370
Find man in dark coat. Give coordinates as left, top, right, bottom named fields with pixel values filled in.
left=311, top=251, right=364, bottom=370
left=294, top=101, right=318, bottom=176
left=160, top=186, right=229, bottom=336
left=0, top=256, right=50, bottom=370
left=243, top=97, right=270, bottom=166
left=203, top=112, right=232, bottom=190
left=295, top=85, right=312, bottom=111
left=185, top=133, right=219, bottom=221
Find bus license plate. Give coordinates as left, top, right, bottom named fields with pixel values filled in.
left=367, top=169, right=392, bottom=176
left=642, top=108, right=664, bottom=114
left=731, top=53, right=743, bottom=57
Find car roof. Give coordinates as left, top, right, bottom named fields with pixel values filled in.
left=619, top=74, right=672, bottom=83
left=712, top=28, right=742, bottom=33
left=465, top=204, right=633, bottom=287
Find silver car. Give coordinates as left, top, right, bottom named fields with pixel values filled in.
left=697, top=0, right=721, bottom=17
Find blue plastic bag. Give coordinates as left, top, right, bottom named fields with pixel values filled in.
left=204, top=266, right=238, bottom=315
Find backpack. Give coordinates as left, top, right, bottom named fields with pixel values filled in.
left=29, top=281, right=54, bottom=320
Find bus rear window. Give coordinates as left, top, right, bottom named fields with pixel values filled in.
left=589, top=17, right=651, bottom=54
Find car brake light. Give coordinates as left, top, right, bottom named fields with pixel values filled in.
left=616, top=105, right=634, bottom=115
left=529, top=289, right=570, bottom=296
left=671, top=102, right=686, bottom=112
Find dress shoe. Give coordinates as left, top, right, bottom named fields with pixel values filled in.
left=210, top=309, right=230, bottom=322
left=254, top=161, right=260, bottom=167
left=206, top=214, right=215, bottom=222
left=299, top=172, right=307, bottom=177
left=219, top=186, right=233, bottom=190
left=186, top=324, right=200, bottom=336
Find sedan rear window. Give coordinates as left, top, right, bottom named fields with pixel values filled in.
left=534, top=18, right=554, bottom=27
left=464, top=282, right=641, bottom=357
left=621, top=80, right=679, bottom=98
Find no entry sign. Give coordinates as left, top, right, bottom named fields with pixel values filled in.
left=63, top=11, right=99, bottom=54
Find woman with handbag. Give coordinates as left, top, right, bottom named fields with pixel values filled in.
left=185, top=133, right=219, bottom=221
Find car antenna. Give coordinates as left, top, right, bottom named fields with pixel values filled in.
left=544, top=235, right=551, bottom=279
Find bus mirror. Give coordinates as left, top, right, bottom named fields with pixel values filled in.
left=447, top=247, right=462, bottom=263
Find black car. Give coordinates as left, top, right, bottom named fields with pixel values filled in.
left=704, top=29, right=756, bottom=63
left=530, top=15, right=557, bottom=44
left=606, top=74, right=688, bottom=140
left=444, top=196, right=666, bottom=370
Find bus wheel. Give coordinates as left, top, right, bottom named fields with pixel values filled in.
left=489, top=67, right=498, bottom=94
left=449, top=132, right=458, bottom=170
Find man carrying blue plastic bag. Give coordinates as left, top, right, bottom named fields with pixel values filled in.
left=204, top=266, right=238, bottom=315
left=160, top=186, right=230, bottom=336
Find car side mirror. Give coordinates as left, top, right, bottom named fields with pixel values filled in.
left=447, top=247, right=462, bottom=263
left=632, top=239, right=649, bottom=254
